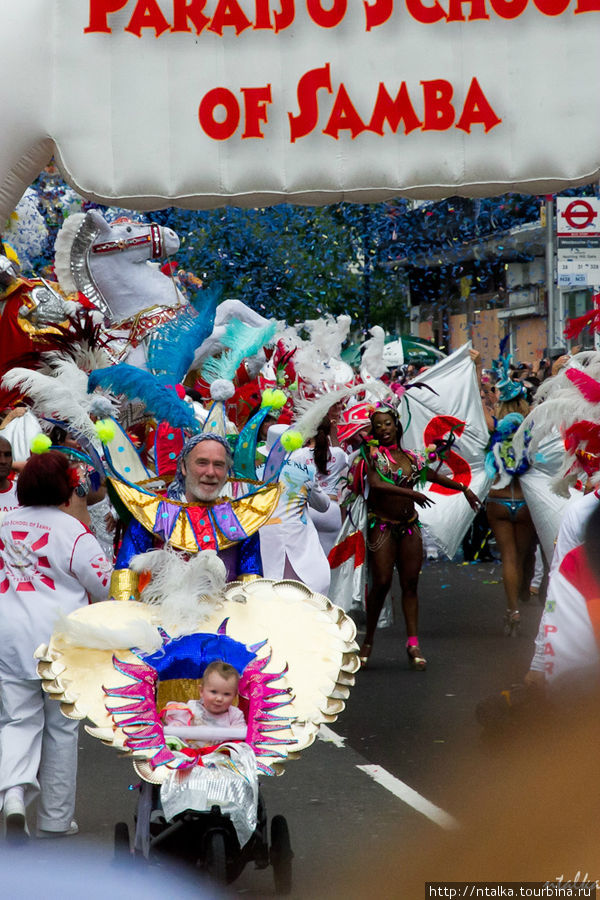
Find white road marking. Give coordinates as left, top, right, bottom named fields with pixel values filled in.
left=357, top=764, right=459, bottom=830
left=318, top=724, right=347, bottom=748
left=318, top=725, right=458, bottom=830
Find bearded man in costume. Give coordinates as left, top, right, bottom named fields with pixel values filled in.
left=110, top=433, right=265, bottom=603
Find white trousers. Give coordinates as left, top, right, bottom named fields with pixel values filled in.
left=0, top=676, right=79, bottom=831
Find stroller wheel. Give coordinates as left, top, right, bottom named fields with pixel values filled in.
left=114, top=822, right=131, bottom=862
left=205, top=830, right=228, bottom=885
left=270, top=815, right=293, bottom=895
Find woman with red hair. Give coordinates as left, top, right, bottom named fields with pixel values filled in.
left=0, top=450, right=112, bottom=841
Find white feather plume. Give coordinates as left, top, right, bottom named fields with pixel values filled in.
left=302, top=314, right=351, bottom=360
left=292, top=384, right=361, bottom=441
left=54, top=612, right=163, bottom=653
left=43, top=344, right=113, bottom=374
left=514, top=351, right=600, bottom=492
left=516, top=353, right=600, bottom=453
left=360, top=371, right=395, bottom=404
left=360, top=326, right=387, bottom=380
left=130, top=549, right=226, bottom=636
left=1, top=360, right=104, bottom=444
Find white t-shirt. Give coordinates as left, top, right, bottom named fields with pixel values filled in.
left=290, top=446, right=349, bottom=498
left=0, top=481, right=19, bottom=518
left=530, top=490, right=600, bottom=680
left=0, top=505, right=112, bottom=678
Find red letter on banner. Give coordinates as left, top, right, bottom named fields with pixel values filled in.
left=85, top=0, right=129, bottom=32
left=208, top=0, right=253, bottom=34
left=423, top=416, right=472, bottom=493
left=456, top=77, right=502, bottom=133
left=575, top=0, right=600, bottom=11
left=307, top=0, right=347, bottom=27
left=488, top=0, right=527, bottom=16
left=241, top=86, right=273, bottom=137
left=199, top=88, right=240, bottom=139
left=254, top=0, right=274, bottom=28
left=172, top=0, right=210, bottom=32
left=405, top=0, right=445, bottom=23
left=447, top=0, right=489, bottom=19
left=274, top=0, right=296, bottom=31
left=323, top=85, right=366, bottom=139
left=368, top=83, right=422, bottom=135
left=288, top=64, right=333, bottom=142
left=125, top=0, right=171, bottom=36
left=364, top=0, right=393, bottom=29
left=533, top=0, right=569, bottom=12
left=422, top=80, right=455, bottom=130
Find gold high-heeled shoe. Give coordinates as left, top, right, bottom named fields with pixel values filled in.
left=406, top=644, right=427, bottom=671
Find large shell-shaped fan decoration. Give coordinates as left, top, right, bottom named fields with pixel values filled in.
left=36, top=578, right=359, bottom=783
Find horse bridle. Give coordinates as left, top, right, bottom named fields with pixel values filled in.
left=91, top=223, right=164, bottom=259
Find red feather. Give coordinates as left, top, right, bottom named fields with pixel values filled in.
left=565, top=368, right=600, bottom=403
left=564, top=311, right=600, bottom=340
left=564, top=292, right=600, bottom=339
left=564, top=421, right=600, bottom=454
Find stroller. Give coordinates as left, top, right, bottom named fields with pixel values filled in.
left=110, top=658, right=296, bottom=892
left=36, top=577, right=358, bottom=894
left=115, top=778, right=292, bottom=892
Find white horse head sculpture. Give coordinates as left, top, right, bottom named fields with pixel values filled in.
left=55, top=209, right=183, bottom=324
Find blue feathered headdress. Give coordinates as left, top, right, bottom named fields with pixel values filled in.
left=493, top=337, right=526, bottom=403
left=485, top=412, right=531, bottom=480
left=88, top=365, right=200, bottom=433
left=146, top=286, right=220, bottom=386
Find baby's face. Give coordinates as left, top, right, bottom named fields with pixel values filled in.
left=200, top=672, right=238, bottom=715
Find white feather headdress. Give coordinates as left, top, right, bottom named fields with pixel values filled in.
left=1, top=359, right=116, bottom=444
left=360, top=326, right=387, bottom=380
left=514, top=351, right=600, bottom=493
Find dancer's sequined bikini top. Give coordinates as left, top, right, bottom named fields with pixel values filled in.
left=371, top=445, right=425, bottom=489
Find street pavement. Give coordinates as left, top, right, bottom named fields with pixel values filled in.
left=2, top=557, right=548, bottom=898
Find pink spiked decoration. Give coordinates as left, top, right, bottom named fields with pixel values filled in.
left=102, top=623, right=297, bottom=777
left=104, top=656, right=196, bottom=771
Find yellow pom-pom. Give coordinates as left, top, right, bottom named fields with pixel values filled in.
left=31, top=434, right=52, bottom=454
left=270, top=389, right=287, bottom=410
left=95, top=418, right=117, bottom=444
left=281, top=430, right=303, bottom=452
left=261, top=389, right=275, bottom=408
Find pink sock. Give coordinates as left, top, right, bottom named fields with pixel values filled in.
left=406, top=637, right=419, bottom=648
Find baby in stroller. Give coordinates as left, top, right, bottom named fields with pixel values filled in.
left=161, top=660, right=247, bottom=751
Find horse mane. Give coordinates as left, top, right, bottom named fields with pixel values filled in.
left=55, top=212, right=113, bottom=319
left=54, top=213, right=86, bottom=293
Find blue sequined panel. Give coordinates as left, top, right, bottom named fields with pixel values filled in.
left=138, top=632, right=256, bottom=680
left=237, top=532, right=263, bottom=577
left=115, top=518, right=154, bottom=569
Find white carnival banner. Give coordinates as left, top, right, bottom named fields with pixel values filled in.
left=401, top=343, right=493, bottom=558
left=1, top=1, right=600, bottom=219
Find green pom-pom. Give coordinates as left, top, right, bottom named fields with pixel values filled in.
left=261, top=388, right=275, bottom=408
left=270, top=389, right=287, bottom=410
left=31, top=434, right=52, bottom=454
left=95, top=418, right=117, bottom=444
left=281, top=430, right=303, bottom=452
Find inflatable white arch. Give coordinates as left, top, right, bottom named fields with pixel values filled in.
left=1, top=1, right=599, bottom=219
